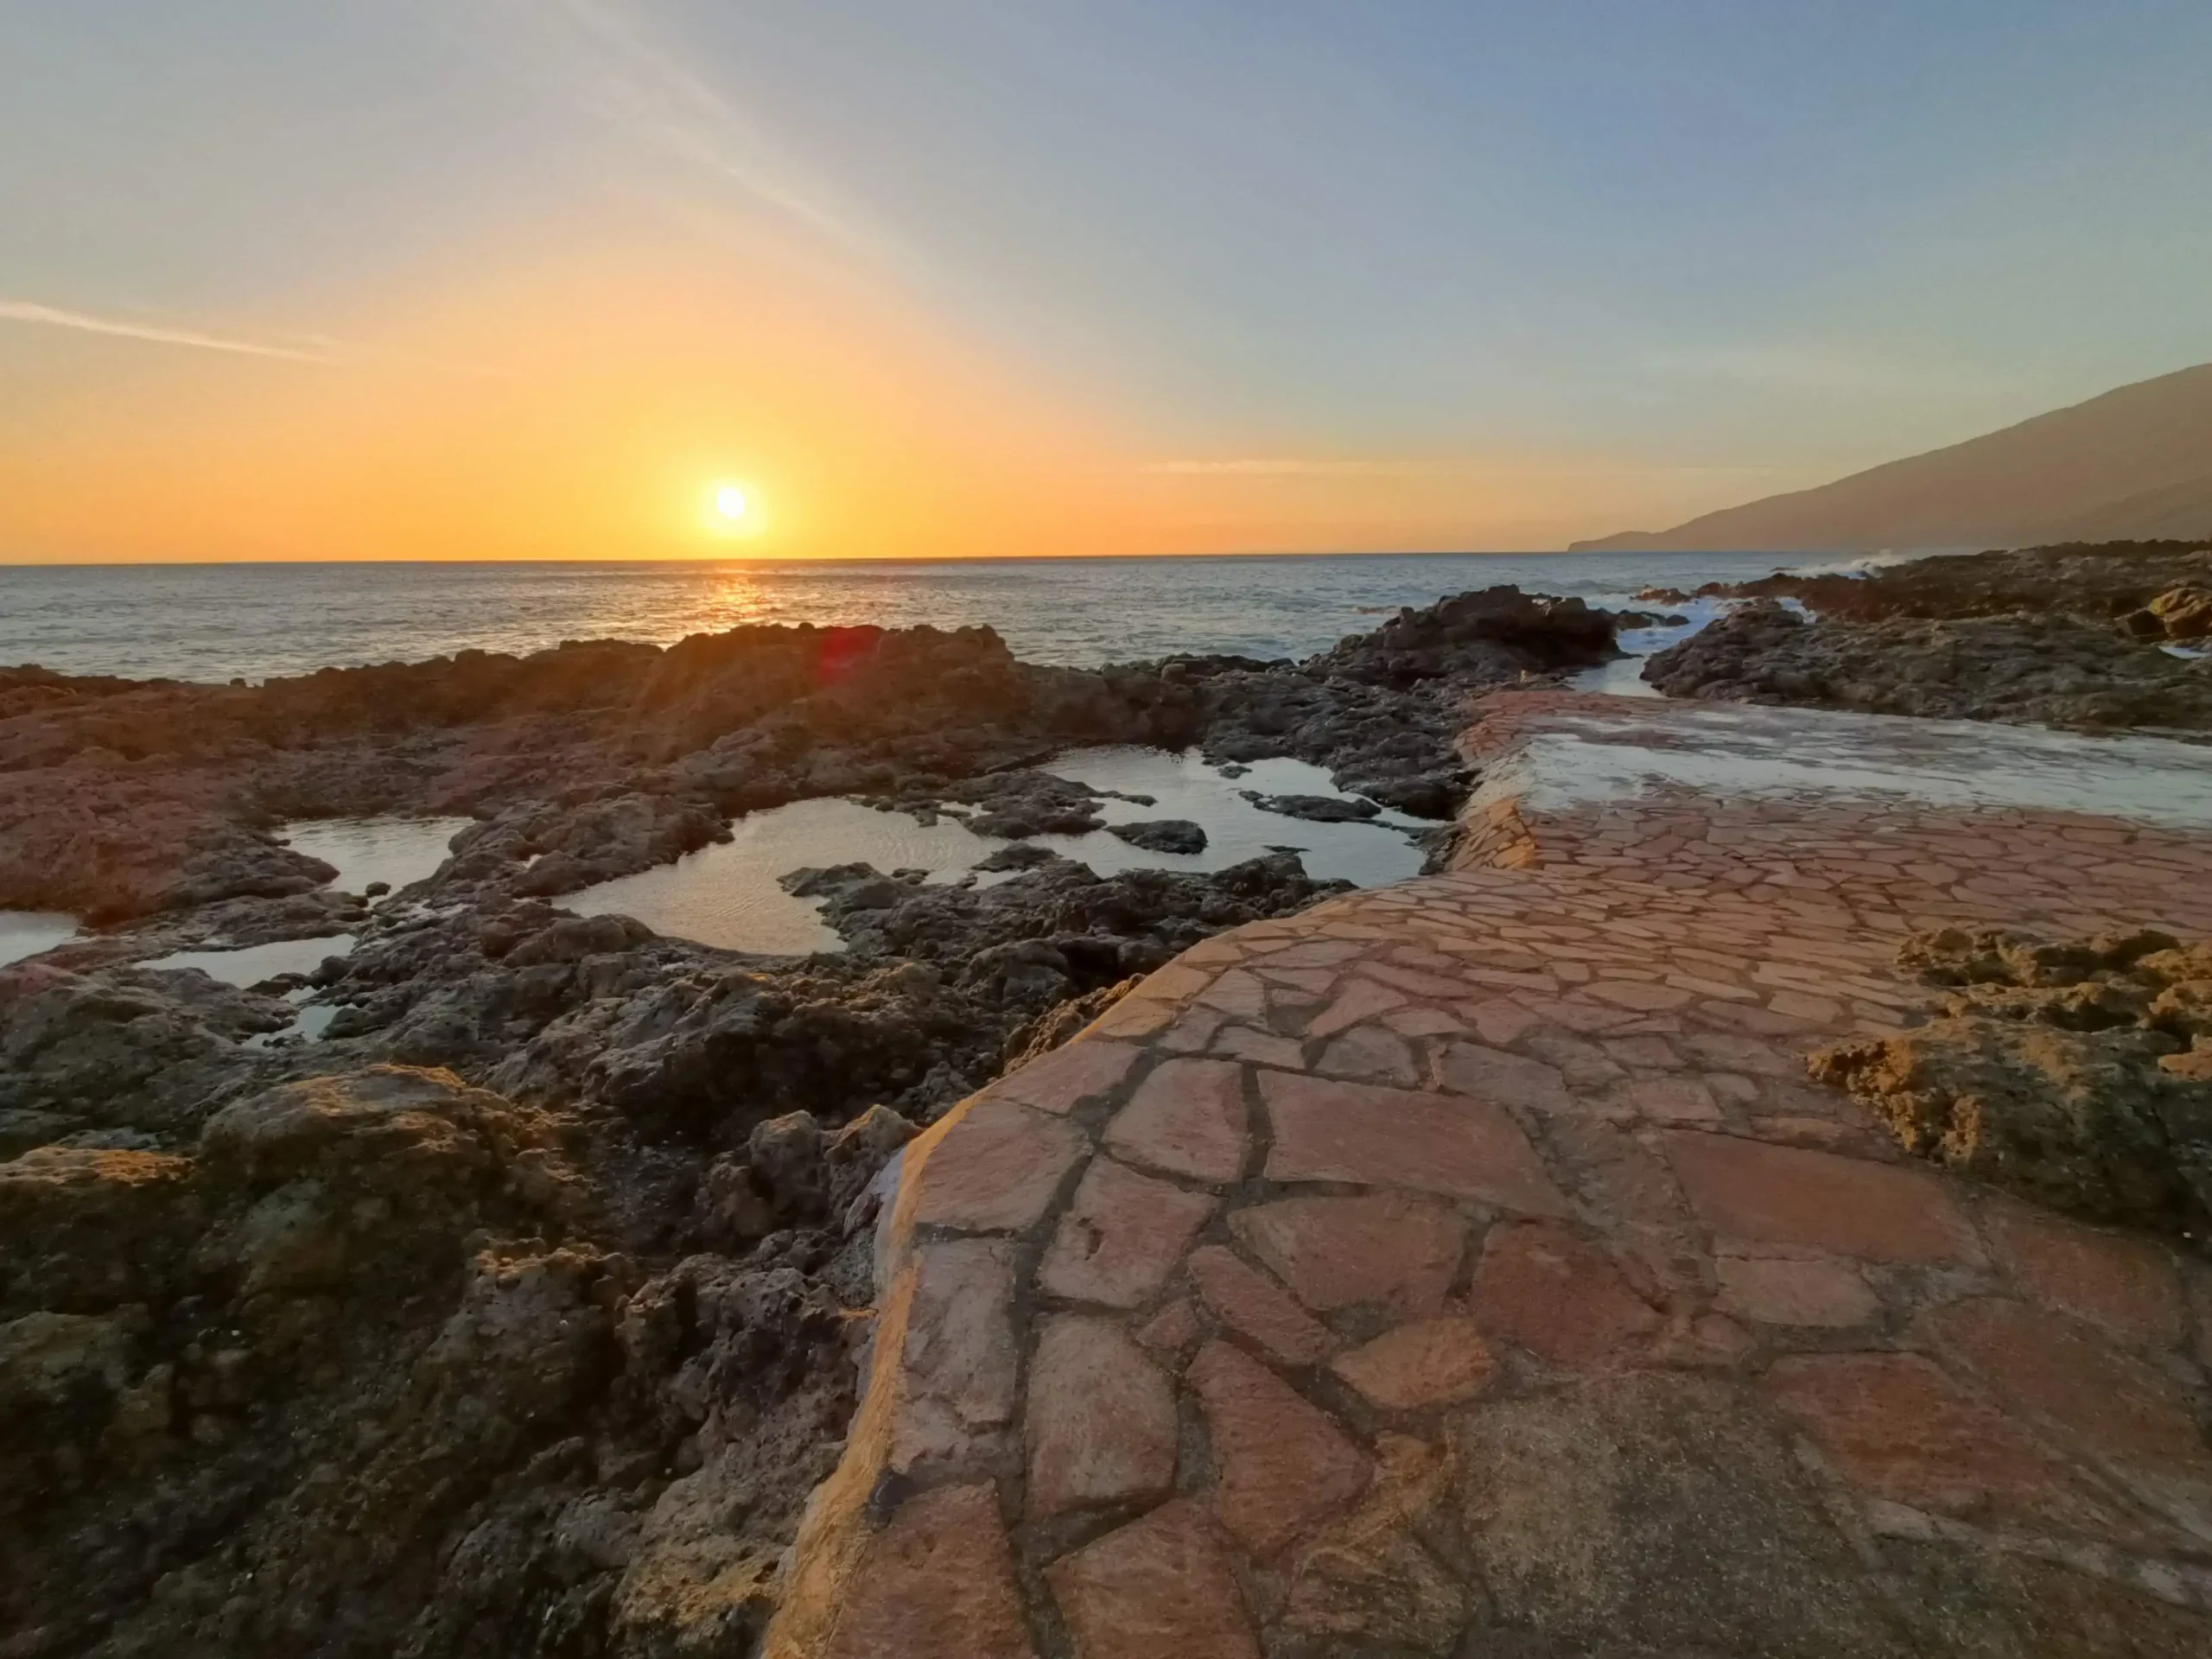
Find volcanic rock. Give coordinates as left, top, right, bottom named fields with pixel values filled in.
left=1643, top=601, right=2212, bottom=732
left=1107, top=818, right=1207, bottom=855
left=1810, top=929, right=2212, bottom=1239
left=1243, top=791, right=1381, bottom=823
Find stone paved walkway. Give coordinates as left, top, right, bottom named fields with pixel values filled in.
left=765, top=694, right=2212, bottom=1657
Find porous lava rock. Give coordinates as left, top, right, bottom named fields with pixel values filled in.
left=0, top=1064, right=906, bottom=1657
left=1810, top=928, right=2212, bottom=1242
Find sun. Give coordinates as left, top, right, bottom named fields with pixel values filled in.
left=701, top=479, right=764, bottom=541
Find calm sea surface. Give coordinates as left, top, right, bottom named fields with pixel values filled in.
left=0, top=552, right=1808, bottom=683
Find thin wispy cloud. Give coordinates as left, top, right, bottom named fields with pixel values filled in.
left=0, top=300, right=346, bottom=365
left=529, top=0, right=887, bottom=259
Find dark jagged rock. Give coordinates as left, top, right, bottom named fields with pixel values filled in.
left=1304, top=586, right=1622, bottom=684
left=0, top=961, right=293, bottom=1151
left=1107, top=818, right=1206, bottom=854
left=1, top=624, right=1196, bottom=920
left=0, top=1062, right=907, bottom=1658
left=1694, top=539, right=2212, bottom=624
left=974, top=842, right=1059, bottom=872
left=1158, top=587, right=1624, bottom=821
left=1242, top=791, right=1382, bottom=823
left=4, top=590, right=1620, bottom=924
left=1642, top=600, right=2212, bottom=732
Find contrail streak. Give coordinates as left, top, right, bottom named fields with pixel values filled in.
left=0, top=300, right=345, bottom=364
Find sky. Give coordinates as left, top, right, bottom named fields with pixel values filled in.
left=3, top=0, right=2209, bottom=563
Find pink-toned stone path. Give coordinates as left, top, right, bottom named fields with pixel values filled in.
left=766, top=694, right=2212, bottom=1657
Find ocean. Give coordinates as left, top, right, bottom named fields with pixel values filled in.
left=0, top=551, right=1806, bottom=683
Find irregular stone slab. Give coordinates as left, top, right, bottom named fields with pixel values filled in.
left=1188, top=1339, right=1372, bottom=1557
left=1135, top=1297, right=1202, bottom=1363
left=1589, top=980, right=1697, bottom=1011
left=1307, top=978, right=1410, bottom=1039
left=1664, top=1130, right=1981, bottom=1264
left=1468, top=1222, right=1660, bottom=1364
left=1104, top=1058, right=1249, bottom=1184
left=1262, top=1071, right=1568, bottom=1215
left=1332, top=1317, right=1497, bottom=1410
left=1040, top=1156, right=1216, bottom=1309
left=906, top=1097, right=1086, bottom=1234
left=1196, top=969, right=1268, bottom=1018
left=811, top=1482, right=1036, bottom=1659
left=1767, top=1351, right=2137, bottom=1541
left=1046, top=1498, right=1261, bottom=1659
left=994, top=1039, right=1141, bottom=1116
left=1454, top=1370, right=1903, bottom=1657
left=1026, top=1315, right=1178, bottom=1517
left=1433, top=1042, right=1573, bottom=1112
left=892, top=1238, right=1021, bottom=1477
left=1188, top=1243, right=1332, bottom=1366
left=1983, top=1203, right=2183, bottom=1349
left=1213, top=1025, right=1305, bottom=1068
left=1922, top=1297, right=2212, bottom=1483
left=1714, top=1253, right=1878, bottom=1328
left=1465, top=997, right=1543, bottom=1047
left=1618, top=1074, right=1720, bottom=1124
left=1232, top=1193, right=1464, bottom=1315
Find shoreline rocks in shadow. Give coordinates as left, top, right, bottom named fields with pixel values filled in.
left=1642, top=600, right=2212, bottom=732
left=1641, top=539, right=2212, bottom=734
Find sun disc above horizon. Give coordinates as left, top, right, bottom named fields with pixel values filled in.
left=702, top=479, right=766, bottom=543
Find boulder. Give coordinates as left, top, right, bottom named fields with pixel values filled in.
left=1107, top=818, right=1208, bottom=855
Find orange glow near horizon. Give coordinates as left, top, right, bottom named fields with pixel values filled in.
left=0, top=232, right=1166, bottom=564
left=0, top=229, right=1796, bottom=564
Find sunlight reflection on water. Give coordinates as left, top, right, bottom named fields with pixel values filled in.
left=0, top=552, right=1796, bottom=683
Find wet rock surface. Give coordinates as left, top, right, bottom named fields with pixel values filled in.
left=1643, top=542, right=2212, bottom=734
left=1812, top=928, right=2212, bottom=1243
left=0, top=594, right=1614, bottom=1655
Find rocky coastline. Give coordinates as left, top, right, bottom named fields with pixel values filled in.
left=0, top=586, right=1623, bottom=1656
left=10, top=549, right=2210, bottom=1655
left=1639, top=539, right=2212, bottom=730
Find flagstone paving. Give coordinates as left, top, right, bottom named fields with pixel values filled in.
left=766, top=693, right=2212, bottom=1657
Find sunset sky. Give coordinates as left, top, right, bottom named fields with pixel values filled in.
left=4, top=1, right=2209, bottom=563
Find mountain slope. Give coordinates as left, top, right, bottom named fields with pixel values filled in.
left=1572, top=363, right=2212, bottom=553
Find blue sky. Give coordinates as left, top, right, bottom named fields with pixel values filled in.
left=3, top=1, right=2209, bottom=556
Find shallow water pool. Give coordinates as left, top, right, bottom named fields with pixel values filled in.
left=281, top=816, right=473, bottom=899
left=140, top=933, right=359, bottom=989
left=569, top=747, right=1428, bottom=955
left=0, top=911, right=79, bottom=969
